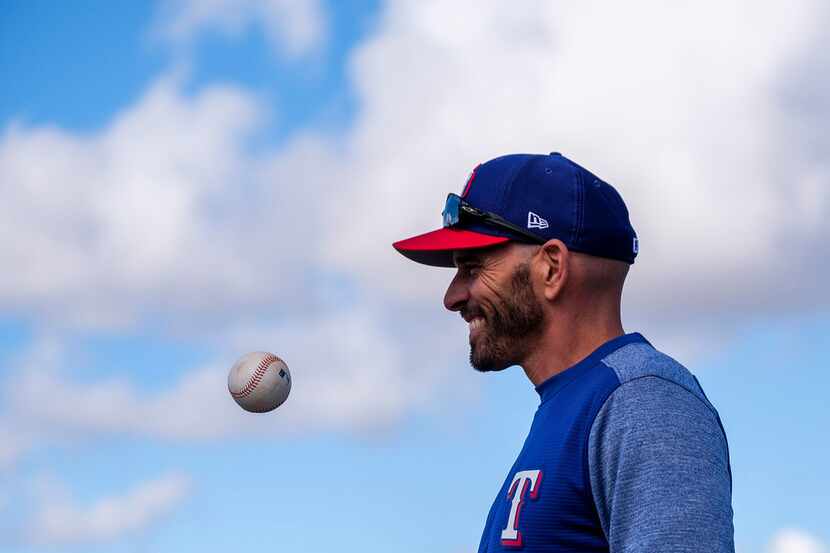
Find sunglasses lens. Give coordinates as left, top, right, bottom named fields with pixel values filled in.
left=442, top=194, right=461, bottom=227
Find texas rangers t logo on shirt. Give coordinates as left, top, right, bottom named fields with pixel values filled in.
left=501, top=469, right=543, bottom=548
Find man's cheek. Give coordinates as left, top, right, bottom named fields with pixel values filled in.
left=480, top=301, right=499, bottom=324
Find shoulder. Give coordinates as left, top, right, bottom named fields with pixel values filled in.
left=588, top=340, right=732, bottom=504
left=592, top=340, right=727, bottom=450
left=600, top=339, right=715, bottom=411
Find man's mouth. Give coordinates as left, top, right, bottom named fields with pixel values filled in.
left=469, top=316, right=485, bottom=342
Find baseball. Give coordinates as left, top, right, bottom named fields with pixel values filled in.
left=227, top=352, right=291, bottom=413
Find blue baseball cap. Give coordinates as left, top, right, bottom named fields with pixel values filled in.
left=393, top=152, right=639, bottom=267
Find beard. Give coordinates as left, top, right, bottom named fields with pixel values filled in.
left=469, top=261, right=544, bottom=372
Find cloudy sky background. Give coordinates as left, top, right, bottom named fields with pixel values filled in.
left=1, top=1, right=828, bottom=551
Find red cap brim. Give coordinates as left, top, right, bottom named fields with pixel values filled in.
left=393, top=228, right=510, bottom=267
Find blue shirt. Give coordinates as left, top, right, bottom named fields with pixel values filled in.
left=477, top=332, right=734, bottom=552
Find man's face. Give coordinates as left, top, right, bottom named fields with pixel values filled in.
left=444, top=244, right=545, bottom=372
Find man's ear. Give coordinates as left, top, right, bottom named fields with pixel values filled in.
left=536, top=239, right=569, bottom=302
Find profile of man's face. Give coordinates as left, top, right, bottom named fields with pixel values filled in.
left=462, top=255, right=545, bottom=372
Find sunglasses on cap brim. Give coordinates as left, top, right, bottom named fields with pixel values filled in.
left=442, top=193, right=546, bottom=245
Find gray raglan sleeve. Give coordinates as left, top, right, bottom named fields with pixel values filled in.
left=588, top=376, right=734, bottom=552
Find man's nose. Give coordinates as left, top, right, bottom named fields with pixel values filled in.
left=443, top=271, right=469, bottom=312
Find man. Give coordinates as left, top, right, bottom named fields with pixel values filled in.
left=393, top=152, right=734, bottom=552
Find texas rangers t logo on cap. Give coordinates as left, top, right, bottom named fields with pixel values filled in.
left=461, top=164, right=480, bottom=198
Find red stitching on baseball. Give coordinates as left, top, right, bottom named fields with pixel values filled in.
left=231, top=354, right=279, bottom=399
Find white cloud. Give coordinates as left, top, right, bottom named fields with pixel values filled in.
left=154, top=0, right=327, bottom=58
left=768, top=528, right=828, bottom=553
left=0, top=422, right=33, bottom=471
left=25, top=473, right=190, bottom=545
left=0, top=72, right=321, bottom=331
left=2, top=306, right=470, bottom=443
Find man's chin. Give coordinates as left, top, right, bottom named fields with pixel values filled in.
left=469, top=347, right=512, bottom=373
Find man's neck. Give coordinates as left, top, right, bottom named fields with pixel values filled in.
left=520, top=317, right=625, bottom=387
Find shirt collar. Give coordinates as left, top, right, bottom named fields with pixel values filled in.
left=534, top=332, right=650, bottom=402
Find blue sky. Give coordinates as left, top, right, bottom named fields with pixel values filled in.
left=1, top=1, right=829, bottom=553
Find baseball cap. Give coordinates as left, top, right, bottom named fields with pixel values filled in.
left=392, top=152, right=638, bottom=267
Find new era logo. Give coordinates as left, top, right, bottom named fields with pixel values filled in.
left=527, top=212, right=549, bottom=230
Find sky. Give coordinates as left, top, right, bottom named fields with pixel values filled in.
left=0, top=1, right=828, bottom=552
